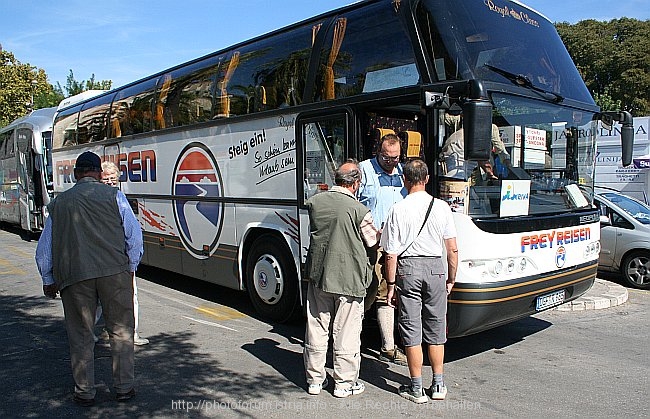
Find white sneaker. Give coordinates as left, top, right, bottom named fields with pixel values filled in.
left=430, top=384, right=447, bottom=400
left=333, top=381, right=365, bottom=398
left=307, top=378, right=328, bottom=395
left=134, top=333, right=149, bottom=346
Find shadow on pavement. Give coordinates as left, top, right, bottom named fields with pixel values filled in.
left=137, top=264, right=258, bottom=319
left=0, top=293, right=298, bottom=418
left=446, top=315, right=552, bottom=362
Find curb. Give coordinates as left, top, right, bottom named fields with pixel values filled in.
left=555, top=278, right=628, bottom=311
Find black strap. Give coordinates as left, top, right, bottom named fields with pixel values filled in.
left=398, top=197, right=434, bottom=258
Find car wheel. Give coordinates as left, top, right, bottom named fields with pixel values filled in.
left=621, top=251, right=650, bottom=290
left=245, top=234, right=298, bottom=322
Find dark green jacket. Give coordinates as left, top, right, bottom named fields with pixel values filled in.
left=305, top=188, right=372, bottom=298
left=49, top=177, right=129, bottom=290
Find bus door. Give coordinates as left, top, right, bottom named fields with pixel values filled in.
left=296, top=112, right=351, bottom=276
left=15, top=128, right=35, bottom=231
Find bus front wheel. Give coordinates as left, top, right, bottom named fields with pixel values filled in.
left=245, top=234, right=298, bottom=322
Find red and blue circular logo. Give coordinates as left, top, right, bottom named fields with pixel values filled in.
left=555, top=246, right=566, bottom=268
left=172, top=143, right=224, bottom=259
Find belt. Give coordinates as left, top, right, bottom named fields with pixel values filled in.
left=398, top=255, right=441, bottom=260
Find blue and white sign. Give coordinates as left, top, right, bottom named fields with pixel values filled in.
left=500, top=180, right=531, bottom=217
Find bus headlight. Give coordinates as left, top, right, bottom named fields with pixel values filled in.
left=493, top=260, right=503, bottom=275
left=518, top=258, right=527, bottom=272
left=584, top=241, right=600, bottom=258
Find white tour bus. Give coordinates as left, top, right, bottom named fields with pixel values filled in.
left=0, top=107, right=56, bottom=232
left=50, top=0, right=634, bottom=336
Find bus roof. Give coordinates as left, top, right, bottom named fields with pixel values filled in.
left=56, top=90, right=108, bottom=111
left=0, top=107, right=56, bottom=134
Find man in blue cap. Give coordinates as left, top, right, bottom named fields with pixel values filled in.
left=36, top=151, right=143, bottom=406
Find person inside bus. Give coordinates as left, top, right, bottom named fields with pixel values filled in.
left=469, top=160, right=502, bottom=216
left=439, top=111, right=511, bottom=180
left=470, top=160, right=499, bottom=187
left=100, top=161, right=149, bottom=346
left=358, top=133, right=408, bottom=366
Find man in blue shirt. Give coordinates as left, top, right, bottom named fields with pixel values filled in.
left=36, top=151, right=143, bottom=407
left=358, top=133, right=408, bottom=365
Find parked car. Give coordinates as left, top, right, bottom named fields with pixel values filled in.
left=594, top=189, right=650, bottom=289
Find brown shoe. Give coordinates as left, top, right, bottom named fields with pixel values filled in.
left=116, top=388, right=136, bottom=402
left=379, top=347, right=408, bottom=366
left=73, top=393, right=95, bottom=407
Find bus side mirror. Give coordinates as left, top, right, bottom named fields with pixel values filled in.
left=463, top=100, right=492, bottom=161
left=599, top=111, right=634, bottom=167
left=621, top=122, right=634, bottom=167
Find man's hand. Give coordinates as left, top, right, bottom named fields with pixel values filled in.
left=43, top=283, right=59, bottom=299
left=386, top=285, right=398, bottom=308
left=445, top=281, right=454, bottom=296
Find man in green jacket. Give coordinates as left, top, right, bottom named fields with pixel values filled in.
left=303, top=160, right=379, bottom=398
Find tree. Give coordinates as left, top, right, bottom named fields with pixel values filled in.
left=0, top=50, right=56, bottom=127
left=0, top=50, right=113, bottom=129
left=56, top=69, right=112, bottom=97
left=557, top=18, right=650, bottom=116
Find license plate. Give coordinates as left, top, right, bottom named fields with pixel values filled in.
left=536, top=290, right=565, bottom=311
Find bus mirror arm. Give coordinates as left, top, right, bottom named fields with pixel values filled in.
left=597, top=111, right=634, bottom=167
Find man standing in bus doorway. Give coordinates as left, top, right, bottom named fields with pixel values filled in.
left=101, top=161, right=149, bottom=346
left=36, top=151, right=143, bottom=407
left=358, top=133, right=408, bottom=366
left=382, top=159, right=458, bottom=403
left=304, top=160, right=379, bottom=398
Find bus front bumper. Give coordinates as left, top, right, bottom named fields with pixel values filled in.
left=447, top=262, right=597, bottom=338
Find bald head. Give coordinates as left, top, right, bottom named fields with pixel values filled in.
left=335, top=161, right=362, bottom=187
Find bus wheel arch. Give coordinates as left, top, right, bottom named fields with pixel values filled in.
left=244, top=231, right=299, bottom=322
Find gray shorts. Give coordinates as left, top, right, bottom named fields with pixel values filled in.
left=396, top=257, right=447, bottom=346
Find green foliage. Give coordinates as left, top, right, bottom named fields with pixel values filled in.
left=58, top=69, right=112, bottom=97
left=557, top=18, right=650, bottom=116
left=0, top=51, right=112, bottom=129
left=0, top=51, right=52, bottom=127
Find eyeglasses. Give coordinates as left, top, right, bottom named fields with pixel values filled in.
left=102, top=176, right=118, bottom=184
left=379, top=154, right=400, bottom=163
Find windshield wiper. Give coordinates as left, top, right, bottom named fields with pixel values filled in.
left=484, top=64, right=564, bottom=103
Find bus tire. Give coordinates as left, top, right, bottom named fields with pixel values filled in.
left=245, top=234, right=298, bottom=322
left=621, top=250, right=650, bottom=290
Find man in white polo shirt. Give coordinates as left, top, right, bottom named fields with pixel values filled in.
left=381, top=159, right=458, bottom=403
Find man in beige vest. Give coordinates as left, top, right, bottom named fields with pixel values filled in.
left=36, top=151, right=143, bottom=407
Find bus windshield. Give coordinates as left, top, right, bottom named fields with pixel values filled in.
left=439, top=94, right=598, bottom=218
left=495, top=93, right=597, bottom=214
left=418, top=0, right=593, bottom=104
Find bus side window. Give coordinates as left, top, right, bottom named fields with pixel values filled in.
left=0, top=130, right=12, bottom=158
left=313, top=2, right=418, bottom=102
left=155, top=74, right=172, bottom=129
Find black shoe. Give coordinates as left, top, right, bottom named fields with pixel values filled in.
left=116, top=388, right=136, bottom=402
left=73, top=394, right=95, bottom=407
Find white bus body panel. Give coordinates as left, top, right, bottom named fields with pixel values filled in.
left=53, top=113, right=300, bottom=290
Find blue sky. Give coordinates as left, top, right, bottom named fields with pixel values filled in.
left=1, top=0, right=649, bottom=90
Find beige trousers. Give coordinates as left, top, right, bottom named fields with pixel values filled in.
left=303, top=282, right=364, bottom=389
left=60, top=271, right=135, bottom=398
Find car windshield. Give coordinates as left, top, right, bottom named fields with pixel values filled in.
left=602, top=193, right=650, bottom=225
